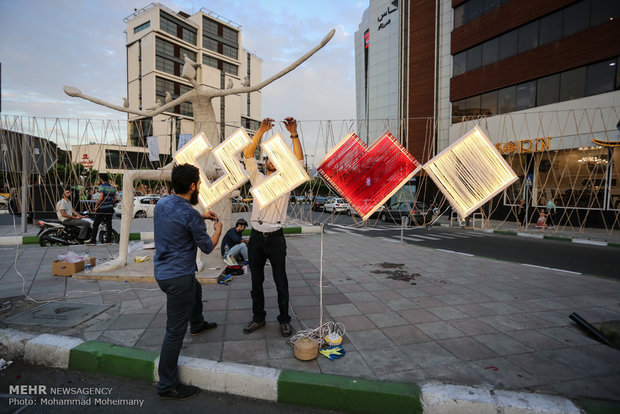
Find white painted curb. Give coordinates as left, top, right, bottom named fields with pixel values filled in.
left=0, top=236, right=23, bottom=246
left=572, top=238, right=607, bottom=246
left=0, top=328, right=37, bottom=358
left=300, top=226, right=322, bottom=234
left=421, top=383, right=580, bottom=414
left=24, top=334, right=84, bottom=369
left=517, top=232, right=544, bottom=239
left=139, top=231, right=154, bottom=240
left=178, top=357, right=279, bottom=401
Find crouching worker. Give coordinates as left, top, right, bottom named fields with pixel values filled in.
left=221, top=218, right=249, bottom=268
left=154, top=163, right=223, bottom=400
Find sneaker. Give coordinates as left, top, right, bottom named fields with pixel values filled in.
left=158, top=384, right=200, bottom=400
left=242, top=265, right=248, bottom=275
left=190, top=321, right=217, bottom=336
left=280, top=322, right=292, bottom=337
left=243, top=320, right=265, bottom=334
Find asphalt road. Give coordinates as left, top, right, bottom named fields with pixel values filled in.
left=299, top=206, right=619, bottom=280
left=0, top=359, right=343, bottom=414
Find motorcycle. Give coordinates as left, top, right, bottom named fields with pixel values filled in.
left=37, top=215, right=119, bottom=247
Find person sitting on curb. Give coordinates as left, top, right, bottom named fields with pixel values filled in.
left=221, top=218, right=249, bottom=269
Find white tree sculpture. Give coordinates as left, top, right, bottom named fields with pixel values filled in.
left=64, top=29, right=335, bottom=273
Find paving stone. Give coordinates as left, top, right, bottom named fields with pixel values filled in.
left=400, top=341, right=459, bottom=368
left=316, top=350, right=374, bottom=379
left=437, top=336, right=498, bottom=361
left=109, top=313, right=155, bottom=330
left=343, top=291, right=377, bottom=302
left=447, top=318, right=496, bottom=336
left=469, top=357, right=545, bottom=389
left=99, top=328, right=145, bottom=347
left=427, top=306, right=465, bottom=321
left=380, top=325, right=431, bottom=346
left=399, top=308, right=440, bottom=324
left=346, top=329, right=394, bottom=350
left=412, top=297, right=448, bottom=308
left=384, top=297, right=419, bottom=311
left=366, top=311, right=409, bottom=328
left=222, top=339, right=268, bottom=362
left=473, top=333, right=534, bottom=356
left=508, top=352, right=582, bottom=382
left=480, top=302, right=521, bottom=315
left=415, top=321, right=465, bottom=340
left=424, top=361, right=486, bottom=385
left=182, top=341, right=223, bottom=361
left=325, top=303, right=361, bottom=317
left=354, top=300, right=391, bottom=314
left=358, top=346, right=419, bottom=375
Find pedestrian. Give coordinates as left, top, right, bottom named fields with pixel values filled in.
left=87, top=173, right=116, bottom=245
left=546, top=196, right=557, bottom=228
left=517, top=198, right=526, bottom=227
left=153, top=163, right=223, bottom=400
left=242, top=117, right=303, bottom=337
left=536, top=209, right=547, bottom=230
left=221, top=218, right=249, bottom=268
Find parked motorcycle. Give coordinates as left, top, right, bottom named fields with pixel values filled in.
left=37, top=217, right=119, bottom=247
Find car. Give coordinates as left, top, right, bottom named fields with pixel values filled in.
left=289, top=194, right=307, bottom=203
left=0, top=194, right=8, bottom=210
left=379, top=201, right=428, bottom=225
left=311, top=196, right=328, bottom=211
left=324, top=197, right=350, bottom=213
left=115, top=195, right=160, bottom=218
left=348, top=203, right=385, bottom=218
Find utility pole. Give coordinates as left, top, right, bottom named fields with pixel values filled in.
left=21, top=133, right=28, bottom=233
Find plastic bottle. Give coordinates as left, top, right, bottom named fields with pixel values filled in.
left=84, top=251, right=91, bottom=273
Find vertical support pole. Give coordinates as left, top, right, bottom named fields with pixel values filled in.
left=21, top=133, right=28, bottom=233
left=400, top=216, right=408, bottom=242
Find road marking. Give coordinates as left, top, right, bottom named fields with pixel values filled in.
left=436, top=249, right=474, bottom=256
left=381, top=237, right=401, bottom=243
left=409, top=234, right=442, bottom=240
left=402, top=236, right=426, bottom=242
left=521, top=263, right=581, bottom=275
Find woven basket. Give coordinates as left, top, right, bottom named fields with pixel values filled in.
left=293, top=337, right=318, bottom=361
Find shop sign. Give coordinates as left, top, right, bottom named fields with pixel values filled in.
left=79, top=153, right=94, bottom=168
left=495, top=137, right=551, bottom=155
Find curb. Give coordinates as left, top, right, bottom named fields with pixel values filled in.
left=0, top=226, right=323, bottom=246
left=480, top=229, right=618, bottom=247
left=0, top=328, right=583, bottom=413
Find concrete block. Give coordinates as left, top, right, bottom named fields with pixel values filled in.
left=0, top=328, right=37, bottom=358
left=24, top=334, right=83, bottom=368
left=178, top=357, right=279, bottom=401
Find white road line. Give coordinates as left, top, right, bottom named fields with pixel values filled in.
left=517, top=232, right=544, bottom=239
left=428, top=233, right=456, bottom=239
left=410, top=234, right=442, bottom=240
left=521, top=263, right=581, bottom=275
left=381, top=237, right=401, bottom=243
left=440, top=233, right=470, bottom=238
left=436, top=249, right=474, bottom=256
left=402, top=236, right=426, bottom=242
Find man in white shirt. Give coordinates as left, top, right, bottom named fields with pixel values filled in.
left=242, top=117, right=303, bottom=337
left=56, top=188, right=91, bottom=241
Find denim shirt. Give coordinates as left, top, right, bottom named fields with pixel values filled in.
left=154, top=195, right=214, bottom=280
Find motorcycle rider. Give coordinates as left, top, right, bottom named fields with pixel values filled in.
left=56, top=188, right=90, bottom=242
left=87, top=173, right=117, bottom=245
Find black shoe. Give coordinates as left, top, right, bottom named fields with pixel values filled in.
left=280, top=322, right=292, bottom=337
left=243, top=320, right=265, bottom=334
left=158, top=384, right=200, bottom=400
left=190, top=321, right=217, bottom=336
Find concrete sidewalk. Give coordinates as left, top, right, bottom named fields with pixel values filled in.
left=1, top=229, right=619, bottom=412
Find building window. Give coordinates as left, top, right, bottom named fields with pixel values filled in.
left=134, top=21, right=150, bottom=33
left=466, top=45, right=482, bottom=72
left=203, top=17, right=219, bottom=37
left=515, top=81, right=536, bottom=110
left=539, top=11, right=563, bottom=46
left=517, top=21, right=539, bottom=53
left=585, top=59, right=616, bottom=96
left=128, top=118, right=153, bottom=147
left=222, top=44, right=238, bottom=59
left=481, top=90, right=498, bottom=116
left=498, top=31, right=517, bottom=61
left=222, top=26, right=238, bottom=43
left=156, top=56, right=176, bottom=75
left=536, top=74, right=560, bottom=106
left=222, top=62, right=238, bottom=76
left=498, top=85, right=516, bottom=114
left=160, top=12, right=196, bottom=45
left=454, top=4, right=465, bottom=27
left=481, top=37, right=499, bottom=66
left=203, top=36, right=218, bottom=52
left=203, top=55, right=218, bottom=68
left=560, top=67, right=586, bottom=101
left=563, top=1, right=590, bottom=37
left=590, top=0, right=620, bottom=26
left=453, top=52, right=466, bottom=76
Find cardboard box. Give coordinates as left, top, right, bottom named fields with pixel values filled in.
left=52, top=258, right=96, bottom=277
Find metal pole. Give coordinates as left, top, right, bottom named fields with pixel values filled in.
left=400, top=216, right=408, bottom=242
left=21, top=133, right=28, bottom=233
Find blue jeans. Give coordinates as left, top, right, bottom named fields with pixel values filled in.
left=156, top=275, right=204, bottom=393
left=224, top=243, right=248, bottom=262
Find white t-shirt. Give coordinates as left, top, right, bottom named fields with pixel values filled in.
left=56, top=198, right=73, bottom=221
left=245, top=157, right=290, bottom=232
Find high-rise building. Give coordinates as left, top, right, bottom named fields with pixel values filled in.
left=356, top=0, right=620, bottom=222
left=124, top=3, right=262, bottom=159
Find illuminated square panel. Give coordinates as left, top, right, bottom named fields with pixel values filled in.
left=424, top=126, right=518, bottom=218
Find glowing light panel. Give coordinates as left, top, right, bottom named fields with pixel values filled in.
left=173, top=129, right=251, bottom=209
left=424, top=126, right=518, bottom=219
left=317, top=132, right=421, bottom=221
left=250, top=133, right=310, bottom=209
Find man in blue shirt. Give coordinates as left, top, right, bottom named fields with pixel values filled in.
left=154, top=163, right=222, bottom=400
left=87, top=173, right=116, bottom=245
left=221, top=218, right=249, bottom=267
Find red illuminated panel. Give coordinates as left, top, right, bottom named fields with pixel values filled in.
left=318, top=132, right=421, bottom=221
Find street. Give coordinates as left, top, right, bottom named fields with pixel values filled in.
left=297, top=205, right=619, bottom=280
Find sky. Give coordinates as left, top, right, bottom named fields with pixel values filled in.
left=0, top=0, right=365, bottom=125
